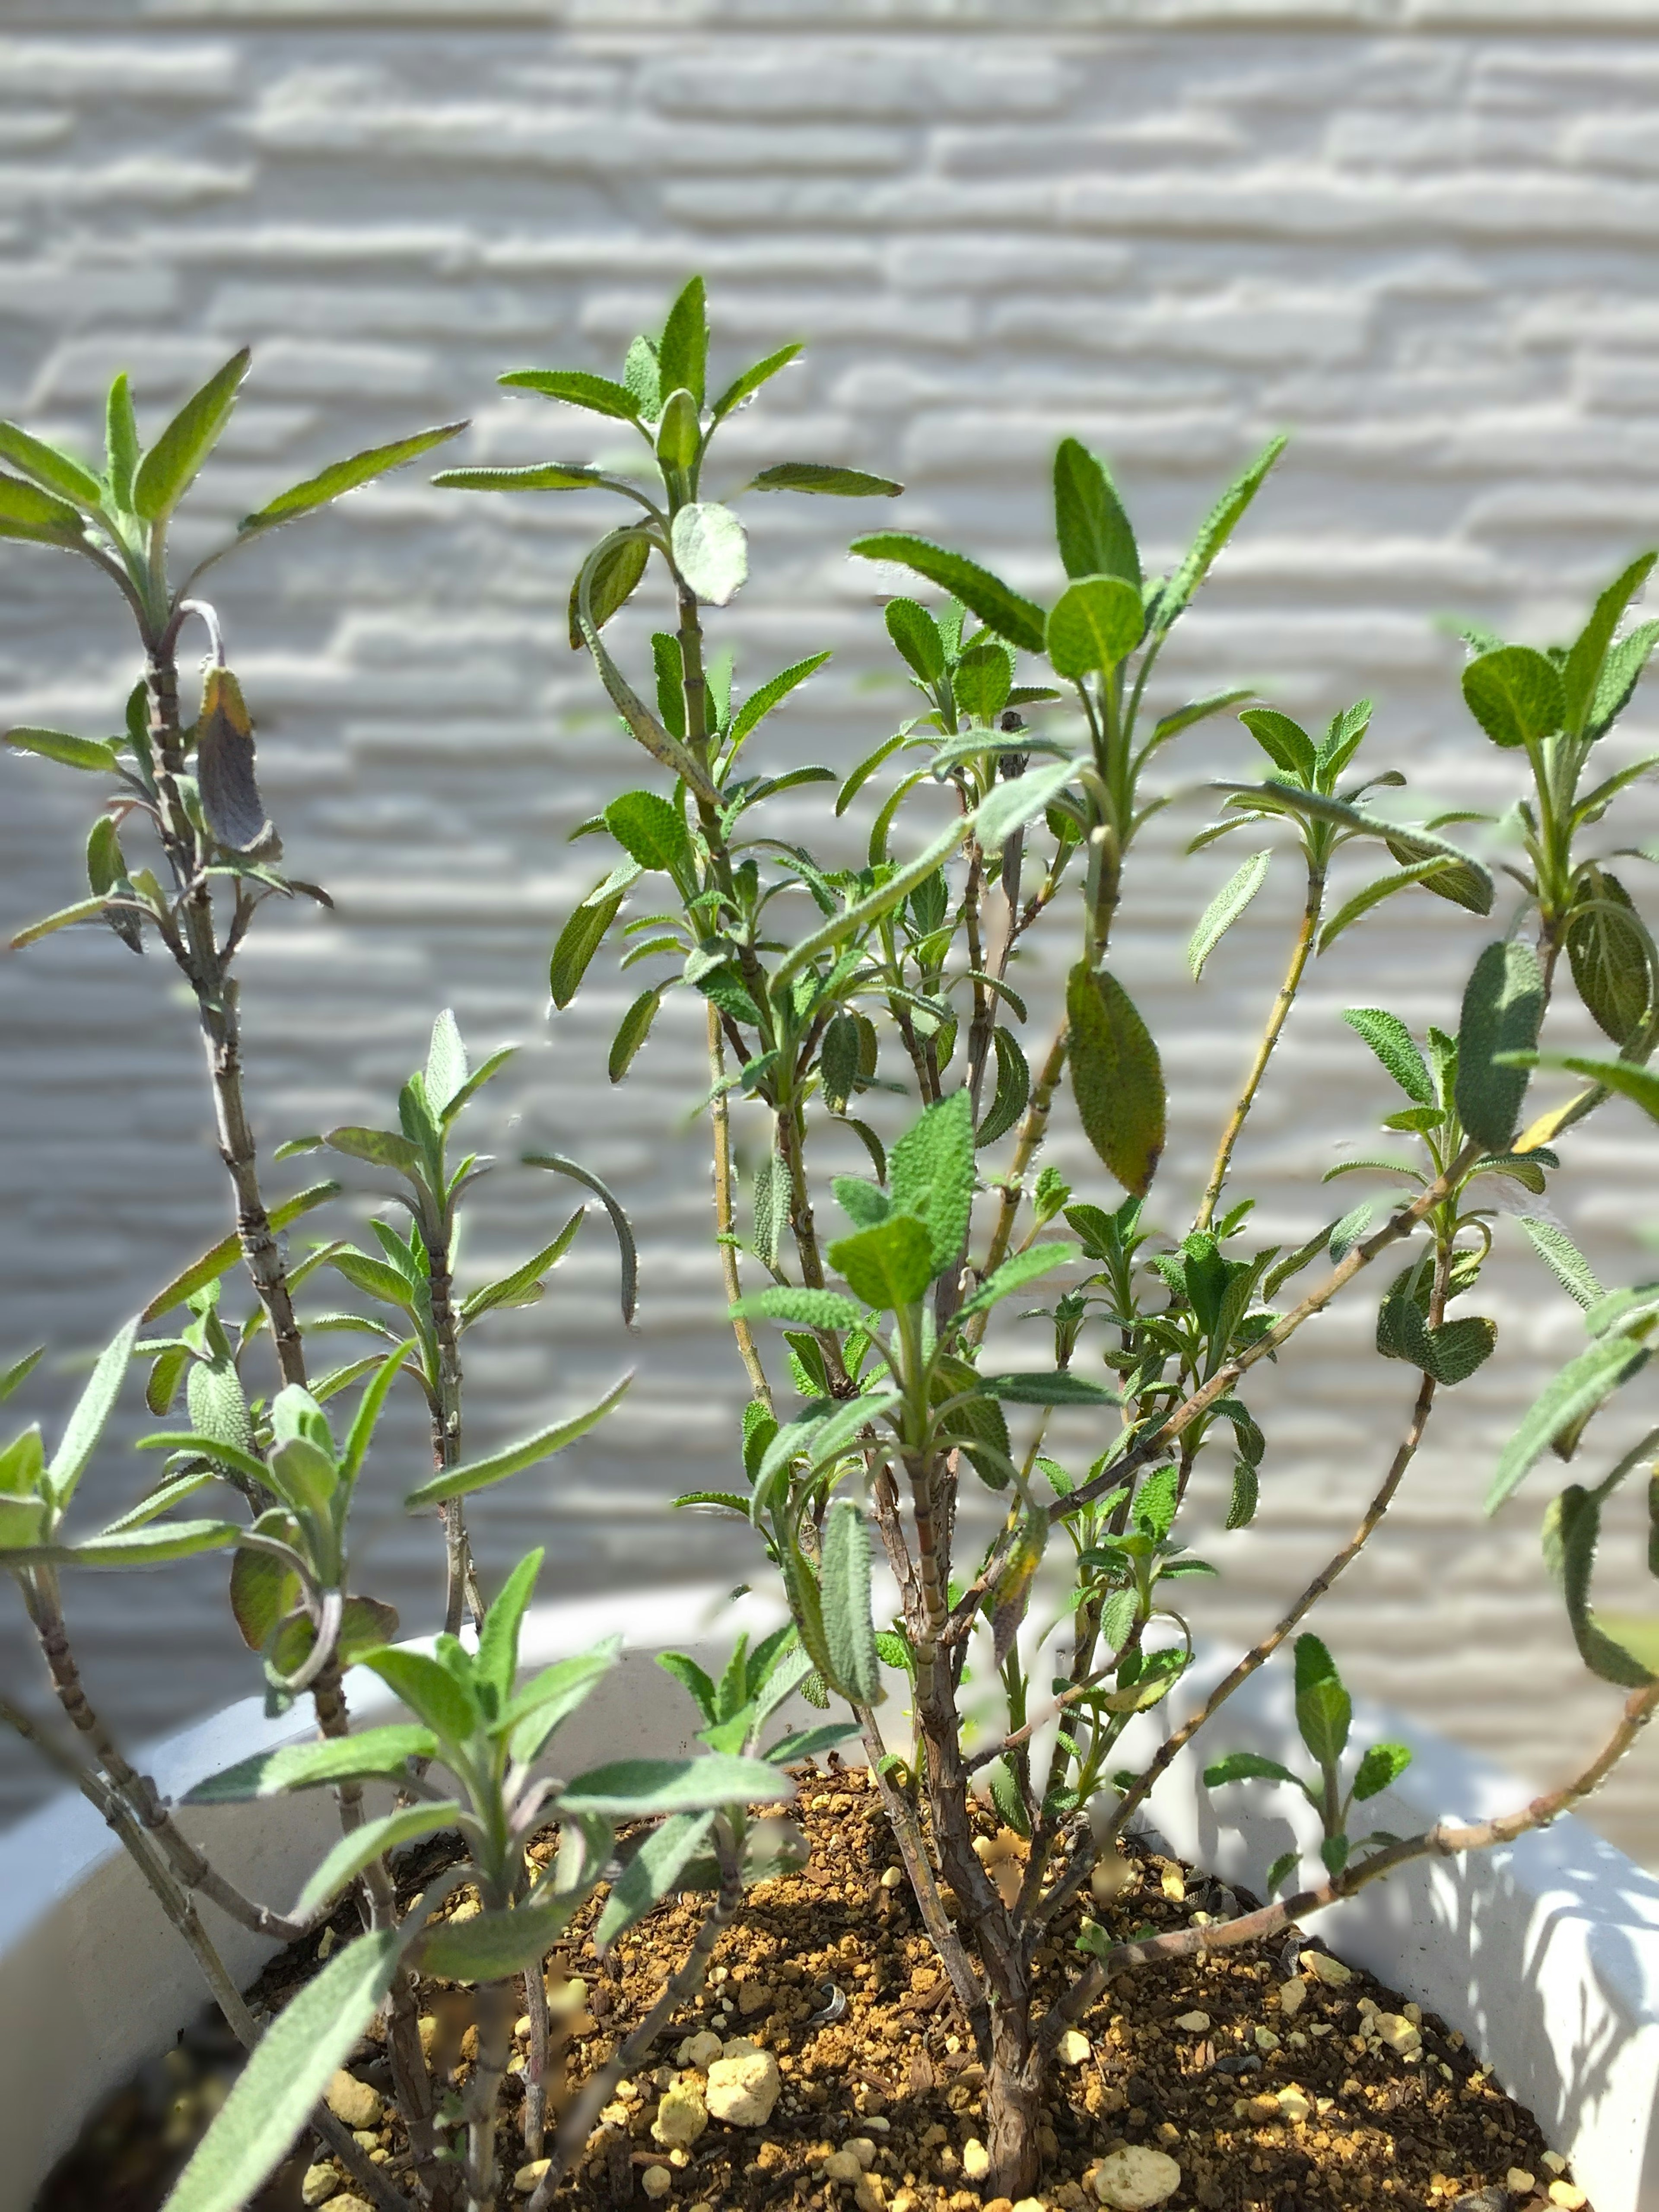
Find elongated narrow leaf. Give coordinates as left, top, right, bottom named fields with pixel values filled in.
left=184, top=1725, right=437, bottom=1804
left=1563, top=554, right=1658, bottom=738
left=712, top=341, right=803, bottom=423
left=10, top=895, right=112, bottom=947
left=748, top=463, right=902, bottom=497
left=1456, top=940, right=1545, bottom=1150
left=295, top=1802, right=464, bottom=1920
left=0, top=1346, right=44, bottom=1406
left=609, top=988, right=661, bottom=1082
left=1203, top=1751, right=1300, bottom=1789
left=1189, top=850, right=1271, bottom=980
left=159, top=1928, right=402, bottom=2212
left=406, top=1372, right=632, bottom=1509
left=976, top=1027, right=1030, bottom=1149
left=133, top=350, right=249, bottom=523
left=595, top=1811, right=717, bottom=1950
left=732, top=1287, right=868, bottom=1332
left=11, top=1519, right=240, bottom=1570
left=502, top=1640, right=622, bottom=1763
left=418, top=1892, right=580, bottom=1984
left=550, top=886, right=625, bottom=1012
left=728, top=651, right=832, bottom=751
left=523, top=1153, right=638, bottom=1324
left=1488, top=1336, right=1650, bottom=1510
left=978, top=1370, right=1118, bottom=1405
left=820, top=1500, right=880, bottom=1705
left=770, top=813, right=971, bottom=994
left=1342, top=1008, right=1433, bottom=1105
left=568, top=529, right=650, bottom=652
left=1317, top=860, right=1460, bottom=955
left=1567, top=868, right=1651, bottom=1044
left=974, top=756, right=1081, bottom=851
left=957, top=1241, right=1079, bottom=1320
left=556, top=1752, right=792, bottom=1819
left=241, top=423, right=465, bottom=536
left=1155, top=434, right=1287, bottom=631
left=1053, top=437, right=1140, bottom=587
left=361, top=1648, right=477, bottom=1745
left=435, top=461, right=617, bottom=494
left=0, top=423, right=105, bottom=512
left=1293, top=1634, right=1351, bottom=1767
left=1519, top=1217, right=1604, bottom=1310
left=142, top=1182, right=341, bottom=1322
left=500, top=368, right=640, bottom=420
left=6, top=726, right=118, bottom=772
left=850, top=533, right=1047, bottom=655
left=48, top=1317, right=138, bottom=1503
left=1066, top=963, right=1165, bottom=1197
left=1521, top=1052, right=1659, bottom=1128
left=658, top=276, right=709, bottom=408
left=0, top=468, right=88, bottom=546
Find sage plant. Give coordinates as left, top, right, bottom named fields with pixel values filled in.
left=0, top=364, right=811, bottom=2212
left=468, top=277, right=1659, bottom=2197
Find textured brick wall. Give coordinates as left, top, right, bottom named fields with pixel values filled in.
left=3, top=2, right=1659, bottom=1867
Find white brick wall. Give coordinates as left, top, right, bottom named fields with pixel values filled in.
left=3, top=1, right=1659, bottom=1868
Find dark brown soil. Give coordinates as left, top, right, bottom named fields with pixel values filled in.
left=36, top=1768, right=1586, bottom=2212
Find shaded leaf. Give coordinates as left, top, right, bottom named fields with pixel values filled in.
left=1066, top=963, right=1165, bottom=1197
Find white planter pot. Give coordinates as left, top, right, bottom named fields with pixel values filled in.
left=0, top=1593, right=1654, bottom=2212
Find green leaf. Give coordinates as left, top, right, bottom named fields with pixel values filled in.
left=733, top=1287, right=868, bottom=1332
left=522, top=1153, right=638, bottom=1325
left=770, top=812, right=973, bottom=995
left=976, top=1028, right=1030, bottom=1150
left=0, top=470, right=86, bottom=547
left=184, top=1725, right=436, bottom=1803
left=849, top=533, right=1046, bottom=655
left=1567, top=867, right=1651, bottom=1045
left=828, top=1216, right=934, bottom=1311
left=1550, top=1484, right=1657, bottom=1689
left=1066, top=963, right=1166, bottom=1198
left=1455, top=940, right=1545, bottom=1150
left=1227, top=1461, right=1260, bottom=1530
left=953, top=640, right=1013, bottom=723
left=556, top=1753, right=792, bottom=1819
left=1522, top=1052, right=1659, bottom=1128
left=889, top=1090, right=976, bottom=1278
left=48, top=1317, right=138, bottom=1503
left=1519, top=1217, right=1604, bottom=1310
left=1189, top=850, right=1271, bottom=980
left=1053, top=437, right=1140, bottom=587
left=159, top=1928, right=402, bottom=2212
left=13, top=1519, right=239, bottom=1570
left=658, top=276, right=709, bottom=409
left=1424, top=1314, right=1497, bottom=1386
left=1293, top=1634, right=1351, bottom=1767
left=1589, top=618, right=1659, bottom=742
left=1154, top=434, right=1287, bottom=632
left=418, top=1893, right=582, bottom=1985
left=549, top=883, right=628, bottom=1011
left=1461, top=645, right=1563, bottom=749
left=330, top=1251, right=421, bottom=1315
left=728, top=651, right=832, bottom=752
left=1266, top=1850, right=1301, bottom=1892
left=406, top=1373, right=632, bottom=1509
left=1045, top=575, right=1145, bottom=677
left=1561, top=553, right=1657, bottom=738
left=655, top=387, right=701, bottom=473
left=142, top=1182, right=340, bottom=1322
left=499, top=367, right=640, bottom=420
left=712, top=341, right=803, bottom=423
left=105, top=374, right=138, bottom=507
left=0, top=1347, right=44, bottom=1407
left=747, top=463, right=901, bottom=496
left=671, top=502, right=748, bottom=606
left=1318, top=860, right=1468, bottom=955
left=132, top=350, right=249, bottom=523
left=4, top=726, right=118, bottom=772
left=956, top=1242, right=1079, bottom=1320
left=325, top=1125, right=424, bottom=1179
left=434, top=461, right=620, bottom=495
left=294, top=1803, right=464, bottom=1920
left=657, top=1652, right=719, bottom=1725
left=1239, top=707, right=1316, bottom=780
left=885, top=600, right=945, bottom=684
left=820, top=1500, right=881, bottom=1705
left=1342, top=1007, right=1434, bottom=1106
left=0, top=422, right=103, bottom=513
left=595, top=1811, right=718, bottom=1951
left=568, top=529, right=651, bottom=651
left=1203, top=1751, right=1300, bottom=1789
left=605, top=789, right=690, bottom=874
left=609, top=988, right=661, bottom=1083
left=1352, top=1742, right=1412, bottom=1802
left=241, top=423, right=465, bottom=537
left=502, top=1640, right=622, bottom=1764
left=362, top=1648, right=477, bottom=1745
left=977, top=1370, right=1117, bottom=1406
left=1488, top=1336, right=1650, bottom=1510
left=974, top=756, right=1081, bottom=852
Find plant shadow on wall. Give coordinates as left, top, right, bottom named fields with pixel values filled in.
left=0, top=276, right=1656, bottom=2209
